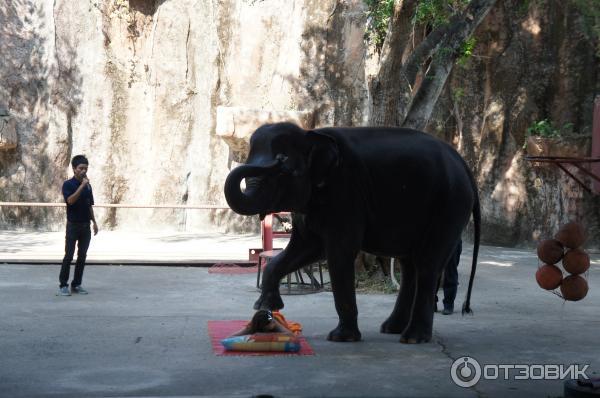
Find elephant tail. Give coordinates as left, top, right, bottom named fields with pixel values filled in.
left=462, top=170, right=480, bottom=316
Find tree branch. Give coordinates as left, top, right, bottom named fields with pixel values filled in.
left=402, top=0, right=498, bottom=130
left=402, top=54, right=451, bottom=129
left=370, top=0, right=419, bottom=126
left=379, top=0, right=418, bottom=66
left=369, top=0, right=498, bottom=127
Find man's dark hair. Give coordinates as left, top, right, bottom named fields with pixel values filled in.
left=71, top=155, right=89, bottom=168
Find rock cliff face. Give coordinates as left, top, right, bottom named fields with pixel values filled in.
left=428, top=0, right=599, bottom=246
left=0, top=0, right=367, bottom=233
left=0, top=1, right=597, bottom=247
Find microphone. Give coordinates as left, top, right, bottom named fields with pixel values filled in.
left=82, top=173, right=91, bottom=191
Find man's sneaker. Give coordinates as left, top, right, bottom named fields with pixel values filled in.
left=57, top=286, right=71, bottom=296
left=442, top=306, right=454, bottom=315
left=71, top=286, right=88, bottom=294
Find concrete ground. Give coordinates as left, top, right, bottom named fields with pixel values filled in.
left=1, top=231, right=599, bottom=398
left=0, top=230, right=268, bottom=262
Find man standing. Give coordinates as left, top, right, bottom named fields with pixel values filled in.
left=436, top=240, right=462, bottom=315
left=58, top=155, right=98, bottom=296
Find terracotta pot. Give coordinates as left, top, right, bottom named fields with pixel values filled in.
left=526, top=136, right=591, bottom=158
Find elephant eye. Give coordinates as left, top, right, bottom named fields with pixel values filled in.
left=275, top=153, right=298, bottom=176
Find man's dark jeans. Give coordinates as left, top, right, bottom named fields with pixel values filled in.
left=436, top=240, right=463, bottom=310
left=59, top=222, right=91, bottom=288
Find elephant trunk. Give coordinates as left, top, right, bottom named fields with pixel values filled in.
left=224, top=159, right=281, bottom=215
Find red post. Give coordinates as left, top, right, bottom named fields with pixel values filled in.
left=261, top=214, right=273, bottom=251
left=593, top=96, right=600, bottom=194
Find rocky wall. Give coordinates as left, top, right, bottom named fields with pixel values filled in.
left=428, top=0, right=599, bottom=247
left=0, top=0, right=368, bottom=233
left=0, top=0, right=597, bottom=248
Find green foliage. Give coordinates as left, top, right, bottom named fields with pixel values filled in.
left=457, top=36, right=476, bottom=66
left=364, top=0, right=395, bottom=51
left=523, top=119, right=574, bottom=148
left=452, top=87, right=465, bottom=102
left=364, top=1, right=481, bottom=62
left=413, top=0, right=470, bottom=27
left=527, top=119, right=566, bottom=138
left=414, top=1, right=477, bottom=66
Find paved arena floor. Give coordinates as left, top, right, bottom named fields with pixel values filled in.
left=1, top=231, right=599, bottom=397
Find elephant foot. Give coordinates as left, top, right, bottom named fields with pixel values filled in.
left=327, top=324, right=362, bottom=342
left=253, top=290, right=284, bottom=311
left=399, top=327, right=432, bottom=344
left=380, top=317, right=407, bottom=334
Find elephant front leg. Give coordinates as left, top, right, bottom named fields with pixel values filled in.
left=254, top=237, right=323, bottom=311
left=381, top=260, right=416, bottom=334
left=327, top=250, right=362, bottom=342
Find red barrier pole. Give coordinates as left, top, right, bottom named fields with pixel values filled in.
left=262, top=214, right=273, bottom=251
left=593, top=96, right=600, bottom=194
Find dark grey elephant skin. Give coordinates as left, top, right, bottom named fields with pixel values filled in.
left=224, top=122, right=480, bottom=343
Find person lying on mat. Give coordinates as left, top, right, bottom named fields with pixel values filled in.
left=230, top=310, right=301, bottom=337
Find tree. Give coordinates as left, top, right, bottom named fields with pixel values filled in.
left=357, top=0, right=497, bottom=278
left=368, top=0, right=497, bottom=129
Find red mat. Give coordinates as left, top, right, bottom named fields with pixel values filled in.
left=208, top=263, right=259, bottom=274
left=207, top=320, right=315, bottom=356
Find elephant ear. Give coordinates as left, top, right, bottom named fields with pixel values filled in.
left=306, top=130, right=340, bottom=188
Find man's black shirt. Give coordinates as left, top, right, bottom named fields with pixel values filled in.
left=62, top=177, right=95, bottom=222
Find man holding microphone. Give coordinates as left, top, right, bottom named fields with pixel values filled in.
left=58, top=155, right=99, bottom=296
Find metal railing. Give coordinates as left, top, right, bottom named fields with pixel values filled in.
left=0, top=202, right=230, bottom=209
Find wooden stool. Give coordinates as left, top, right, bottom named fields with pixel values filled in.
left=256, top=250, right=324, bottom=294
left=256, top=250, right=282, bottom=289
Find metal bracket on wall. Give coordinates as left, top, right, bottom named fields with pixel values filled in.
left=525, top=156, right=600, bottom=195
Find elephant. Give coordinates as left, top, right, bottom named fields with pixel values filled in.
left=224, top=122, right=480, bottom=343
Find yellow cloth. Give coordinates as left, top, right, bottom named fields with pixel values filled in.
left=272, top=311, right=302, bottom=335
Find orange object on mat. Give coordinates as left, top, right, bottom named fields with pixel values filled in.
left=272, top=311, right=302, bottom=335
left=207, top=320, right=315, bottom=356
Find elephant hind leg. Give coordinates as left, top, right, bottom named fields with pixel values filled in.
left=399, top=266, right=437, bottom=344
left=400, top=237, right=461, bottom=344
left=381, top=259, right=416, bottom=334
